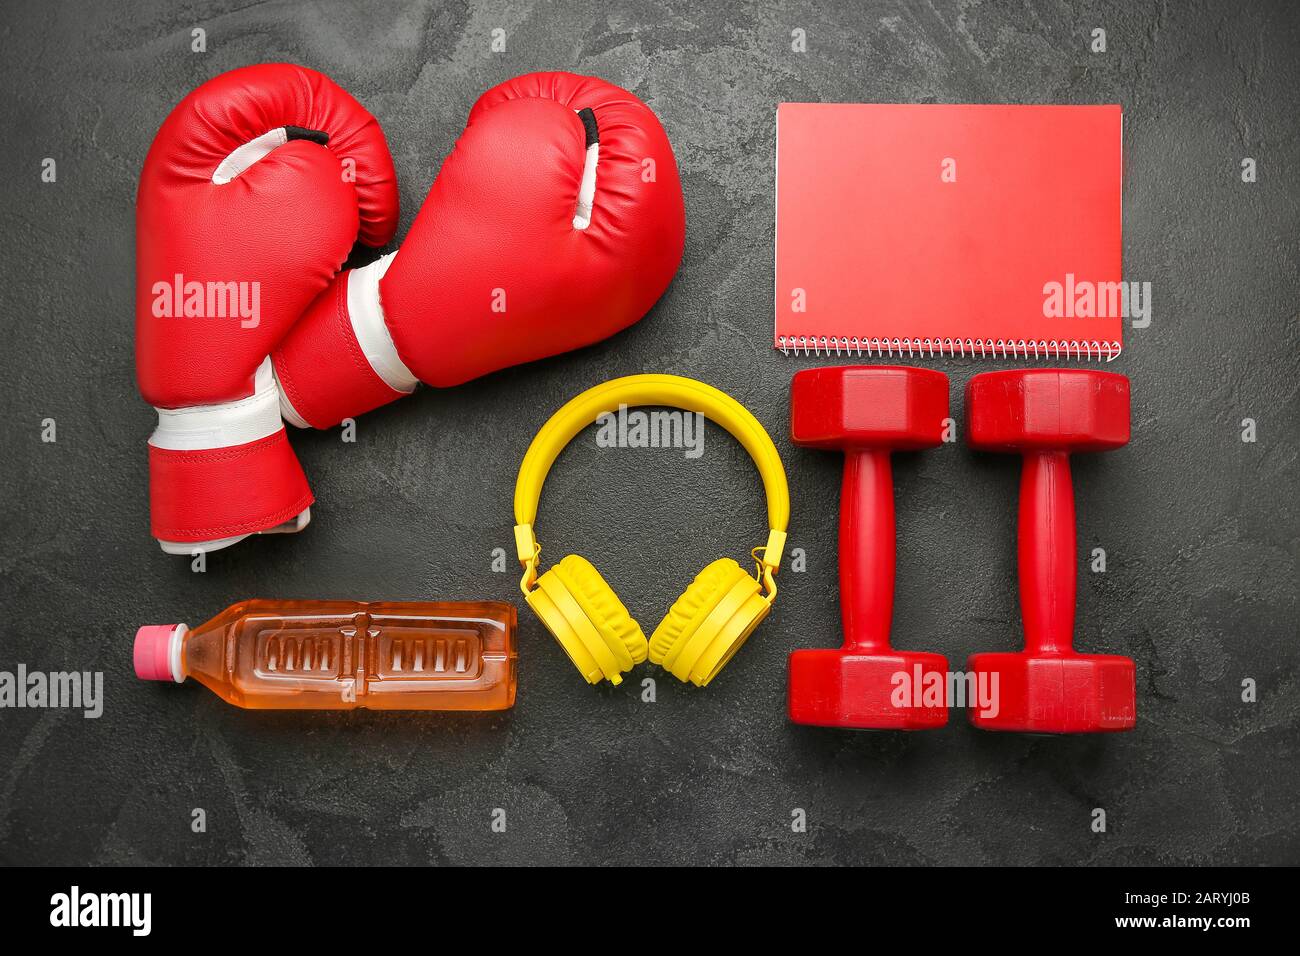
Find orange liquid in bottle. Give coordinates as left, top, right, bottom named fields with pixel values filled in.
left=134, top=600, right=516, bottom=711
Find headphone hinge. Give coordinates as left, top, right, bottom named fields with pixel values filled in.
left=515, top=523, right=541, bottom=594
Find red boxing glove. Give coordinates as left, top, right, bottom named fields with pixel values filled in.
left=272, top=72, right=685, bottom=429
left=136, top=64, right=398, bottom=553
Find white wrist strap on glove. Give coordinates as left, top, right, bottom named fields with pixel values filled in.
left=277, top=253, right=418, bottom=429
left=150, top=357, right=311, bottom=554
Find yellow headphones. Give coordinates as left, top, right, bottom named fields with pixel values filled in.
left=513, top=374, right=789, bottom=688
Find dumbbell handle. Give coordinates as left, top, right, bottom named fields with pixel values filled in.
left=1018, top=450, right=1077, bottom=655
left=839, top=449, right=894, bottom=653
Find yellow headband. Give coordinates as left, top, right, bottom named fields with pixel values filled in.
left=513, top=374, right=789, bottom=584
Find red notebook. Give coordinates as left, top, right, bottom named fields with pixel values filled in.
left=775, top=104, right=1123, bottom=360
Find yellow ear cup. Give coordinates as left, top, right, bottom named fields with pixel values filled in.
left=648, top=558, right=772, bottom=687
left=527, top=554, right=648, bottom=685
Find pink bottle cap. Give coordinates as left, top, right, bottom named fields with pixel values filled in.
left=134, top=625, right=180, bottom=681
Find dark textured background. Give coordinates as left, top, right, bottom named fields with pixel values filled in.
left=0, top=0, right=1296, bottom=866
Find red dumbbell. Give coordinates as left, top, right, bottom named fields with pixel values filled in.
left=965, top=369, right=1136, bottom=733
left=787, top=366, right=950, bottom=729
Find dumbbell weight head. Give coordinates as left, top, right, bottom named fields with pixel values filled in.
left=965, top=368, right=1135, bottom=733
left=789, top=366, right=950, bottom=730
left=789, top=648, right=951, bottom=730
left=967, top=368, right=1130, bottom=452
left=791, top=365, right=950, bottom=450
left=965, top=650, right=1136, bottom=732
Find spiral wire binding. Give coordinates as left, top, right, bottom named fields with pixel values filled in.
left=775, top=336, right=1122, bottom=362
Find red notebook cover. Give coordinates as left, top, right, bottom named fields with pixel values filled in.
left=776, top=104, right=1123, bottom=360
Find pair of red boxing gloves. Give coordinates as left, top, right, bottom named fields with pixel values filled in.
left=136, top=65, right=685, bottom=553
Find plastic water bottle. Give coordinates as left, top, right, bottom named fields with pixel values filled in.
left=134, top=600, right=516, bottom=710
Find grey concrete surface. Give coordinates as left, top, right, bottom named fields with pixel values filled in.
left=0, top=0, right=1296, bottom=866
